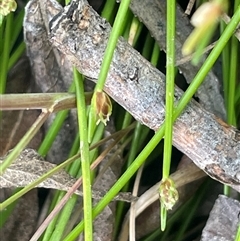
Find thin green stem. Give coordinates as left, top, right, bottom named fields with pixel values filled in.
left=0, top=13, right=12, bottom=94
left=121, top=10, right=133, bottom=41
left=94, top=0, right=131, bottom=91
left=88, top=0, right=132, bottom=141
left=150, top=41, right=160, bottom=67
left=10, top=8, right=24, bottom=52
left=227, top=0, right=239, bottom=126
left=162, top=0, right=176, bottom=180
left=42, top=193, right=63, bottom=241
left=227, top=36, right=237, bottom=125
left=0, top=188, right=20, bottom=227
left=223, top=0, right=240, bottom=197
left=45, top=134, right=80, bottom=241
left=38, top=109, right=69, bottom=156
left=8, top=41, right=26, bottom=71
left=74, top=68, right=93, bottom=241
left=220, top=20, right=230, bottom=109
left=160, top=0, right=176, bottom=230
left=235, top=224, right=240, bottom=241
left=141, top=33, right=154, bottom=60
left=49, top=195, right=78, bottom=241
left=101, top=0, right=117, bottom=22
left=126, top=16, right=143, bottom=46
left=0, top=16, right=4, bottom=53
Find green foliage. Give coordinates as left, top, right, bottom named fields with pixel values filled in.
left=1, top=0, right=240, bottom=240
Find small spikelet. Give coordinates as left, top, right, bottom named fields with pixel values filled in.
left=0, top=0, right=17, bottom=16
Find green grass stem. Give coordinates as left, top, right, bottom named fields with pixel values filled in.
left=44, top=134, right=81, bottom=241
left=101, top=0, right=117, bottom=23
left=150, top=41, right=160, bottom=67
left=0, top=188, right=20, bottom=228
left=42, top=192, right=66, bottom=241
left=10, top=8, right=24, bottom=51
left=49, top=194, right=78, bottom=241
left=220, top=20, right=230, bottom=108
left=235, top=224, right=240, bottom=241
left=73, top=68, right=93, bottom=241
left=162, top=0, right=176, bottom=180
left=160, top=0, right=176, bottom=231
left=227, top=0, right=239, bottom=126
left=0, top=13, right=13, bottom=93
left=7, top=41, right=25, bottom=71
left=94, top=0, right=131, bottom=92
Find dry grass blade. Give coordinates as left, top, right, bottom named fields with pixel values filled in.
left=0, top=149, right=135, bottom=202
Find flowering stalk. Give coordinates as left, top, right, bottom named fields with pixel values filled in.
left=93, top=91, right=112, bottom=125
left=159, top=178, right=179, bottom=230
left=182, top=0, right=228, bottom=64
left=88, top=91, right=112, bottom=142
left=88, top=0, right=130, bottom=142
left=0, top=0, right=16, bottom=16
left=159, top=178, right=179, bottom=210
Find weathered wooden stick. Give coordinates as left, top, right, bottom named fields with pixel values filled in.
left=24, top=0, right=240, bottom=191
left=0, top=93, right=78, bottom=111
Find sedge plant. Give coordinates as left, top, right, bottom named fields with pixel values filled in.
left=1, top=0, right=240, bottom=240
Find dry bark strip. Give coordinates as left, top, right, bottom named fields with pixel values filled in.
left=33, top=0, right=240, bottom=191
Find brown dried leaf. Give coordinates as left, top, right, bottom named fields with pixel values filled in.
left=0, top=149, right=133, bottom=202
left=0, top=149, right=79, bottom=190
